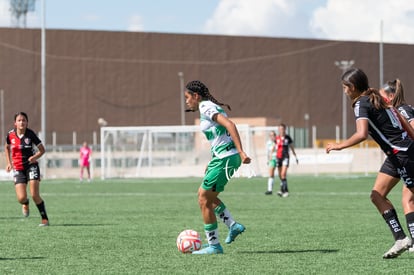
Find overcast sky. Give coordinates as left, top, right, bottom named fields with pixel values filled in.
left=0, top=0, right=413, bottom=44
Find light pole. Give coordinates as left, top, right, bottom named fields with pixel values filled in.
left=304, top=113, right=310, bottom=148
left=41, top=0, right=47, bottom=177
left=379, top=20, right=384, bottom=87
left=335, top=60, right=354, bottom=141
left=178, top=72, right=185, bottom=125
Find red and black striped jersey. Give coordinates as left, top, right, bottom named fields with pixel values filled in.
left=6, top=128, right=42, bottom=171
left=275, top=135, right=293, bottom=159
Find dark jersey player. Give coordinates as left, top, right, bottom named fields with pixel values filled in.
left=275, top=123, right=298, bottom=197
left=380, top=78, right=414, bottom=254
left=5, top=112, right=49, bottom=226
left=326, top=69, right=414, bottom=259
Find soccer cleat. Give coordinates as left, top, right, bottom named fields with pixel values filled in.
left=264, top=191, right=272, bottom=195
left=225, top=222, right=246, bottom=244
left=383, top=236, right=411, bottom=259
left=22, top=204, right=30, bottom=217
left=192, top=244, right=223, bottom=255
left=39, top=219, right=49, bottom=227
left=282, top=192, right=289, bottom=198
left=277, top=191, right=283, bottom=197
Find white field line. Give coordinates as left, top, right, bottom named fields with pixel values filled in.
left=8, top=191, right=370, bottom=197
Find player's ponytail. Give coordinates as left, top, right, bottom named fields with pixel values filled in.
left=185, top=80, right=231, bottom=111
left=363, top=88, right=388, bottom=110
left=384, top=79, right=406, bottom=108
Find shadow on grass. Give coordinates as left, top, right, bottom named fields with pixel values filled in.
left=0, top=256, right=45, bottom=261
left=240, top=249, right=339, bottom=254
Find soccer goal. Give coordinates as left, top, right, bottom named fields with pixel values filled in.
left=99, top=125, right=382, bottom=179
left=99, top=125, right=272, bottom=179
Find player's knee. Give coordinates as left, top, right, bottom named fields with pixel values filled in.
left=370, top=190, right=384, bottom=205
left=17, top=198, right=26, bottom=204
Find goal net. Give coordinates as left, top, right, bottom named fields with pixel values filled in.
left=99, top=125, right=276, bottom=179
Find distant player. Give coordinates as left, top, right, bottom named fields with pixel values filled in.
left=4, top=112, right=50, bottom=226
left=275, top=123, right=298, bottom=197
left=184, top=80, right=250, bottom=255
left=265, top=131, right=277, bottom=195
left=80, top=141, right=92, bottom=182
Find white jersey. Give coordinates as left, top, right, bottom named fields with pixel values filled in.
left=199, top=100, right=238, bottom=159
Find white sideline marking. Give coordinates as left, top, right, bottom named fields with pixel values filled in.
left=23, top=191, right=371, bottom=197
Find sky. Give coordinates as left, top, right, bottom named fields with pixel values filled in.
left=0, top=0, right=414, bottom=44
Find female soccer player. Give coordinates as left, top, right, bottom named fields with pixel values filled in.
left=80, top=141, right=92, bottom=182
left=326, top=69, right=414, bottom=258
left=379, top=79, right=414, bottom=127
left=380, top=79, right=414, bottom=254
left=275, top=123, right=298, bottom=197
left=265, top=131, right=277, bottom=195
left=5, top=112, right=49, bottom=226
left=184, top=80, right=251, bottom=255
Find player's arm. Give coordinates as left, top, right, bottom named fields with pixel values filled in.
left=29, top=143, right=45, bottom=164
left=409, top=120, right=414, bottom=129
left=214, top=113, right=251, bottom=164
left=267, top=143, right=274, bottom=160
left=4, top=142, right=12, bottom=172
left=326, top=119, right=368, bottom=153
left=289, top=144, right=298, bottom=164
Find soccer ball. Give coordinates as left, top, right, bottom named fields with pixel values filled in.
left=176, top=229, right=202, bottom=253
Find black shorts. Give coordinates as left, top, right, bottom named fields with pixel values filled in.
left=380, top=150, right=414, bottom=188
left=13, top=164, right=41, bottom=184
left=276, top=157, right=289, bottom=168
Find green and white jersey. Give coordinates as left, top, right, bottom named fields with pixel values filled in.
left=267, top=139, right=276, bottom=160
left=199, top=100, right=238, bottom=159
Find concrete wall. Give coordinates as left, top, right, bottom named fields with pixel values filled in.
left=1, top=28, right=414, bottom=144
left=0, top=147, right=385, bottom=180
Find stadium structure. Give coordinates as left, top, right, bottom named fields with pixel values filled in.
left=0, top=28, right=413, bottom=178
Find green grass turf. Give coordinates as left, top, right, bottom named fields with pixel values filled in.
left=0, top=174, right=413, bottom=274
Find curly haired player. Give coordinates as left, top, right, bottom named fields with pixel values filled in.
left=184, top=80, right=250, bottom=255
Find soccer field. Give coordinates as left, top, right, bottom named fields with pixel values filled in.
left=0, top=175, right=412, bottom=274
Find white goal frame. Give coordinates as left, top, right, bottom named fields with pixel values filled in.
left=99, top=125, right=384, bottom=179
left=99, top=125, right=269, bottom=179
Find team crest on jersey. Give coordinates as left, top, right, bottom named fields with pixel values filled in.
left=24, top=138, right=31, bottom=144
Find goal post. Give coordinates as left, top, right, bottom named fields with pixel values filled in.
left=99, top=125, right=269, bottom=179
left=99, top=125, right=382, bottom=179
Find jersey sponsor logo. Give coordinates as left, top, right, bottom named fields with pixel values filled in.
left=387, top=108, right=401, bottom=129
left=224, top=158, right=236, bottom=181
left=397, top=166, right=414, bottom=187
left=354, top=101, right=360, bottom=116
left=399, top=108, right=409, bottom=119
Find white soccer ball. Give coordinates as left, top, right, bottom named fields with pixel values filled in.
left=176, top=229, right=202, bottom=253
